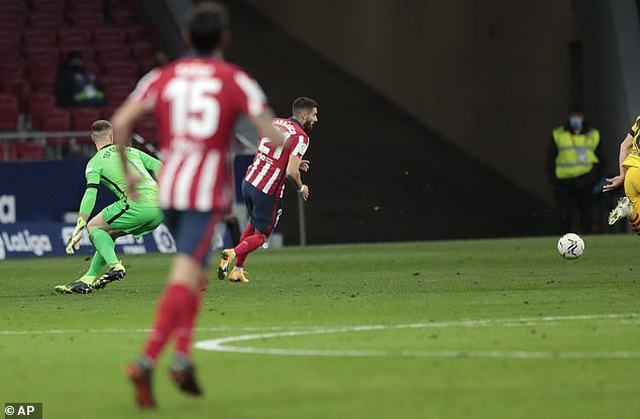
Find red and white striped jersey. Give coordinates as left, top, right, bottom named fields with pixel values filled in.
left=130, top=56, right=268, bottom=212
left=244, top=117, right=309, bottom=198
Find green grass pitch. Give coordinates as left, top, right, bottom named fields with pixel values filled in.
left=1, top=235, right=640, bottom=419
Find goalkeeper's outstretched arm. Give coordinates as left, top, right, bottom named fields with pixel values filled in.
left=66, top=184, right=98, bottom=254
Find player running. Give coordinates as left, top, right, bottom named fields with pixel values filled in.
left=217, top=97, right=318, bottom=283
left=54, top=120, right=163, bottom=294
left=604, top=114, right=640, bottom=229
left=111, top=2, right=286, bottom=409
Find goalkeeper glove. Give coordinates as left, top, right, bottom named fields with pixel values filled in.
left=65, top=218, right=87, bottom=255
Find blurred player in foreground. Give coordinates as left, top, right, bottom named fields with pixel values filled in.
left=111, top=2, right=286, bottom=409
left=217, top=97, right=318, bottom=283
left=54, top=120, right=163, bottom=294
left=604, top=114, right=640, bottom=230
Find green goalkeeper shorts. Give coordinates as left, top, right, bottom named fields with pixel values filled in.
left=101, top=200, right=164, bottom=238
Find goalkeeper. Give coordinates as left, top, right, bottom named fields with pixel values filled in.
left=55, top=120, right=163, bottom=294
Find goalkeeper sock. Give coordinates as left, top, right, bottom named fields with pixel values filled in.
left=84, top=252, right=107, bottom=278
left=89, top=229, right=118, bottom=265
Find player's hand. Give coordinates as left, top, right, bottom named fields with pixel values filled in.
left=300, top=160, right=311, bottom=172
left=603, top=175, right=624, bottom=192
left=65, top=218, right=87, bottom=255
left=125, top=172, right=140, bottom=201
left=298, top=184, right=310, bottom=201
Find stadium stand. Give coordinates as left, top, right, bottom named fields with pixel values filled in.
left=0, top=93, right=19, bottom=131
left=0, top=0, right=163, bottom=160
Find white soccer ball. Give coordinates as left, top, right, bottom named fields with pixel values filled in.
left=557, top=233, right=585, bottom=259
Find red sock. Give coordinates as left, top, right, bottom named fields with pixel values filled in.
left=174, top=289, right=201, bottom=357
left=233, top=224, right=257, bottom=268
left=233, top=233, right=265, bottom=268
left=143, top=283, right=195, bottom=363
left=238, top=224, right=255, bottom=243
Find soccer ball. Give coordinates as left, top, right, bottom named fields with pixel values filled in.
left=557, top=233, right=585, bottom=259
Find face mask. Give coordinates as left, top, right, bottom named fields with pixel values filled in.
left=569, top=116, right=583, bottom=131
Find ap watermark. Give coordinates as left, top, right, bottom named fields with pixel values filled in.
left=4, top=403, right=42, bottom=419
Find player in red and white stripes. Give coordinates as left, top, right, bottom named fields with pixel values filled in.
left=111, top=2, right=286, bottom=409
left=217, top=97, right=318, bottom=283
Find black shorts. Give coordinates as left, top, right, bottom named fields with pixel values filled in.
left=242, top=180, right=282, bottom=236
left=162, top=209, right=223, bottom=267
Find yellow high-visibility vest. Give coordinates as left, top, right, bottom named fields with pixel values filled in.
left=552, top=126, right=600, bottom=179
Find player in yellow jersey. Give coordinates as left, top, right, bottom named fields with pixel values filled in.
left=603, top=115, right=640, bottom=230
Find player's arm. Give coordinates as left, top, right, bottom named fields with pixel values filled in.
left=286, top=154, right=309, bottom=201
left=603, top=133, right=632, bottom=192
left=66, top=169, right=100, bottom=254
left=112, top=98, right=148, bottom=200
left=137, top=148, right=163, bottom=177
left=247, top=108, right=286, bottom=148
left=111, top=68, right=159, bottom=200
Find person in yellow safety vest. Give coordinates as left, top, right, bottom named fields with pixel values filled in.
left=546, top=109, right=605, bottom=234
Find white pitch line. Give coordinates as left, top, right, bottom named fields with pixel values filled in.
left=0, top=325, right=287, bottom=336
left=194, top=313, right=640, bottom=359
left=4, top=319, right=637, bottom=359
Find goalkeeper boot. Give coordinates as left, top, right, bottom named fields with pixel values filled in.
left=92, top=262, right=126, bottom=290
left=608, top=196, right=633, bottom=225
left=217, top=249, right=235, bottom=280
left=54, top=280, right=93, bottom=294
left=170, top=354, right=203, bottom=396
left=228, top=269, right=250, bottom=283
left=126, top=358, right=156, bottom=409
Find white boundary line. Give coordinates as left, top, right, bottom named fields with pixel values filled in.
left=194, top=313, right=640, bottom=359
left=3, top=313, right=640, bottom=359
left=1, top=313, right=637, bottom=336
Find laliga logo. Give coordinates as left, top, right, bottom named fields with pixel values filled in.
left=152, top=224, right=176, bottom=253
left=1, top=229, right=52, bottom=257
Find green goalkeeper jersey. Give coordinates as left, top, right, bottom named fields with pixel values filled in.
left=79, top=145, right=161, bottom=216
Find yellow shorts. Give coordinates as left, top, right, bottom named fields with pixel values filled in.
left=624, top=166, right=640, bottom=210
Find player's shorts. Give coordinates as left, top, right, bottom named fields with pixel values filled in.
left=242, top=180, right=282, bottom=236
left=625, top=166, right=640, bottom=210
left=102, top=200, right=164, bottom=238
left=163, top=209, right=224, bottom=267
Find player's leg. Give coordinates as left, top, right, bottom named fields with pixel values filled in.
left=87, top=210, right=125, bottom=288
left=218, top=186, right=252, bottom=279
left=88, top=201, right=127, bottom=264
left=218, top=185, right=256, bottom=279
left=54, top=249, right=108, bottom=294
left=218, top=221, right=254, bottom=280
left=81, top=251, right=108, bottom=284
left=226, top=223, right=258, bottom=283
left=93, top=205, right=163, bottom=289
left=230, top=187, right=282, bottom=282
left=609, top=168, right=638, bottom=226
left=127, top=210, right=218, bottom=405
left=219, top=182, right=280, bottom=283
left=54, top=217, right=115, bottom=294
left=232, top=223, right=257, bottom=267
left=620, top=167, right=640, bottom=231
